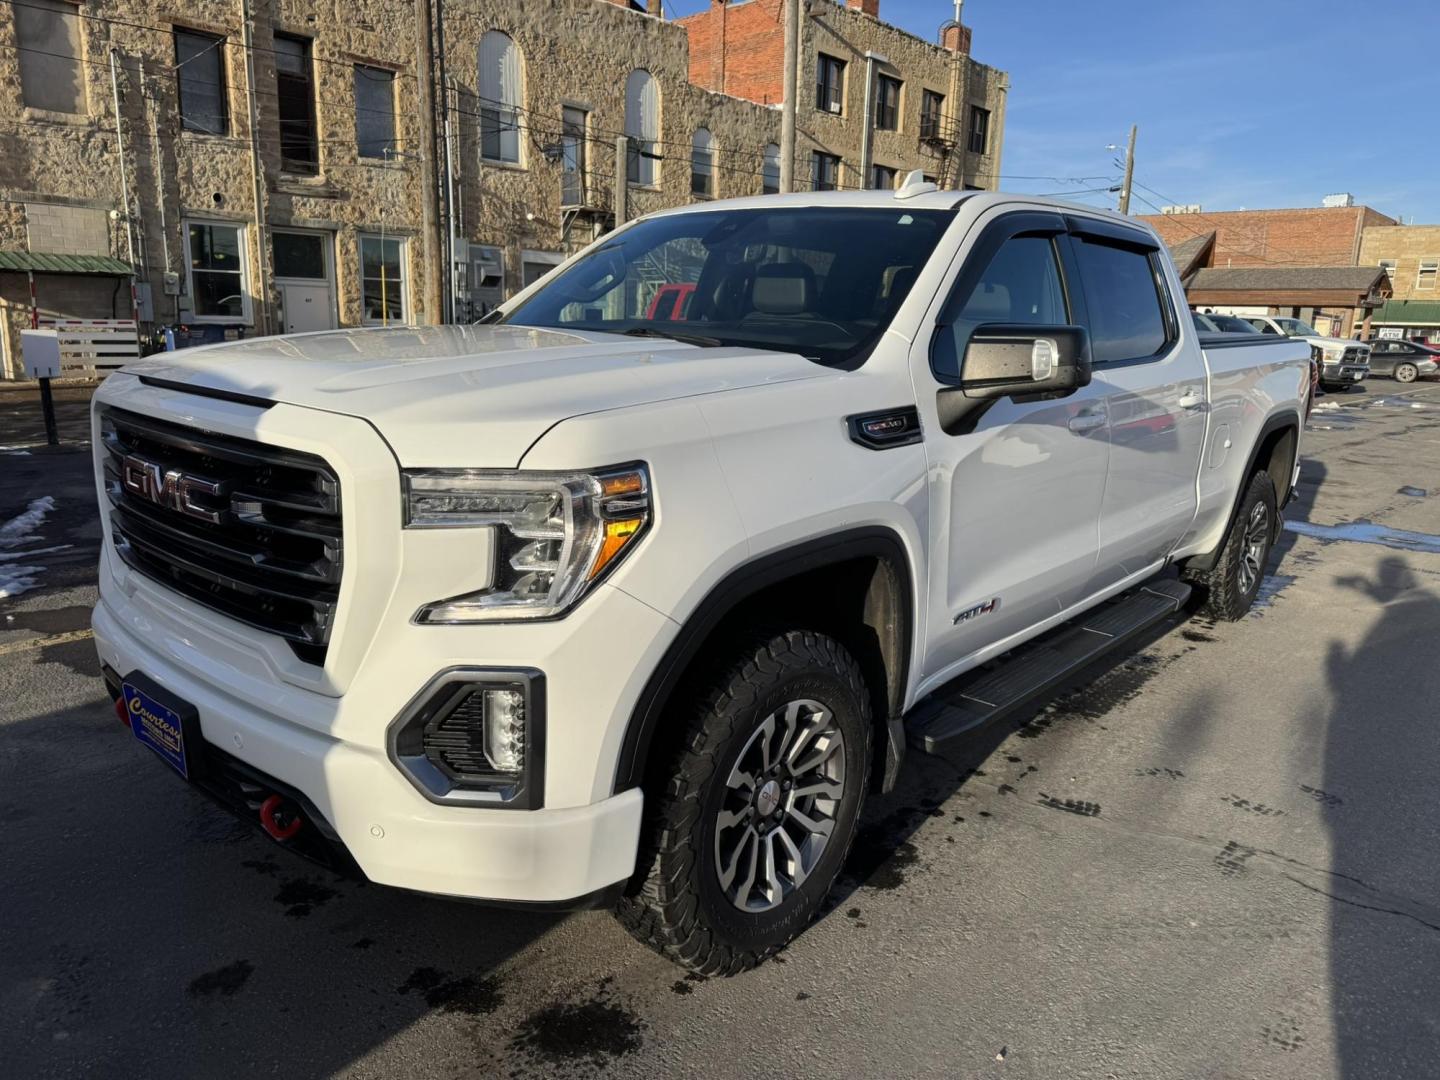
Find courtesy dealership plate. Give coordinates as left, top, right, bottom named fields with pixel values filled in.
left=122, top=674, right=199, bottom=779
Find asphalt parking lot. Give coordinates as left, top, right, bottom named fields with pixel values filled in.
left=3, top=379, right=1440, bottom=1079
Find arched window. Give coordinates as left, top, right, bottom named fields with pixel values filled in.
left=625, top=69, right=660, bottom=187
left=762, top=143, right=780, bottom=194
left=690, top=128, right=715, bottom=197
left=479, top=31, right=523, bottom=164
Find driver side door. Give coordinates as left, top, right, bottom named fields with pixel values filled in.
left=910, top=210, right=1111, bottom=691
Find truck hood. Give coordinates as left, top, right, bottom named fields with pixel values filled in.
left=1303, top=334, right=1366, bottom=353
left=127, top=325, right=828, bottom=466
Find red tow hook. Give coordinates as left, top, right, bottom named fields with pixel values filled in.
left=114, top=695, right=131, bottom=728
left=259, top=794, right=304, bottom=841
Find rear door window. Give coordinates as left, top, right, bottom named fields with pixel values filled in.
left=1072, top=237, right=1169, bottom=364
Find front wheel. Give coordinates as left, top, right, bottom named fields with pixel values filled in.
left=615, top=630, right=872, bottom=974
left=1183, top=471, right=1278, bottom=622
left=1394, top=362, right=1419, bottom=384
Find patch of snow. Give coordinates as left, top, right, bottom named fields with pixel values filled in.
left=0, top=496, right=56, bottom=549
left=1253, top=573, right=1297, bottom=610
left=1311, top=401, right=1341, bottom=412
left=1285, top=520, right=1440, bottom=555
left=0, top=544, right=70, bottom=562
left=0, top=564, right=46, bottom=599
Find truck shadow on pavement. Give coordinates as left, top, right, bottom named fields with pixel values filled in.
left=1319, top=556, right=1440, bottom=1077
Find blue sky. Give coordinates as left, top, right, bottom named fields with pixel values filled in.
left=866, top=0, right=1436, bottom=222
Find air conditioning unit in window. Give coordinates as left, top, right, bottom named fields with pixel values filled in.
left=827, top=102, right=842, bottom=114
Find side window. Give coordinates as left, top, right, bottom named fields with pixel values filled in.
left=1072, top=237, right=1169, bottom=363
left=933, top=234, right=1067, bottom=380
left=1253, top=320, right=1278, bottom=335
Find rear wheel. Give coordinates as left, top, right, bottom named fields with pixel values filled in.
left=1394, top=362, right=1419, bottom=384
left=1183, top=471, right=1277, bottom=622
left=616, top=630, right=872, bottom=974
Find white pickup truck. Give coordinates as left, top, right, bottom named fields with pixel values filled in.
left=91, top=183, right=1309, bottom=974
left=1242, top=314, right=1370, bottom=390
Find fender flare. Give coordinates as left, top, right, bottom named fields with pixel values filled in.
left=1185, top=408, right=1301, bottom=572
left=611, top=525, right=916, bottom=795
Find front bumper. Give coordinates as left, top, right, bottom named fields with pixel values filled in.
left=1321, top=362, right=1368, bottom=383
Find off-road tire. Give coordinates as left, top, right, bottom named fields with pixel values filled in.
left=1183, top=470, right=1277, bottom=622
left=615, top=630, right=872, bottom=975
left=1394, top=362, right=1418, bottom=384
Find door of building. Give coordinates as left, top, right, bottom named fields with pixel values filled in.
left=272, top=229, right=336, bottom=334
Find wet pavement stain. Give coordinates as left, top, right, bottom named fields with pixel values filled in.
left=1215, top=840, right=1257, bottom=877
left=397, top=966, right=503, bottom=1016
left=1261, top=1015, right=1305, bottom=1053
left=670, top=980, right=693, bottom=996
left=1017, top=654, right=1168, bottom=738
left=1036, top=794, right=1100, bottom=817
left=1181, top=628, right=1217, bottom=643
left=1299, top=784, right=1343, bottom=808
left=351, top=937, right=376, bottom=950
left=274, top=878, right=338, bottom=918
left=1397, top=485, right=1428, bottom=497
left=1221, top=795, right=1285, bottom=817
left=187, top=960, right=254, bottom=998
left=1135, top=767, right=1184, bottom=780
left=511, top=999, right=644, bottom=1065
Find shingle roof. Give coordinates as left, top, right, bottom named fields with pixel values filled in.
left=1188, top=266, right=1390, bottom=292
left=1166, top=232, right=1215, bottom=278
left=0, top=251, right=132, bottom=275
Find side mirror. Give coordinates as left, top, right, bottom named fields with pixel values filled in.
left=958, top=324, right=1092, bottom=400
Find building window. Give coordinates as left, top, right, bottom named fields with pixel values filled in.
left=874, top=74, right=901, bottom=132
left=812, top=151, right=841, bottom=192
left=1378, top=259, right=1396, bottom=281
left=762, top=143, right=780, bottom=194
left=1418, top=260, right=1438, bottom=291
left=920, top=89, right=944, bottom=140
left=360, top=235, right=407, bottom=324
left=272, top=231, right=327, bottom=280
left=184, top=221, right=248, bottom=321
left=354, top=65, right=396, bottom=159
left=816, top=54, right=845, bottom=114
left=625, top=69, right=660, bottom=187
left=521, top=250, right=563, bottom=289
left=175, top=29, right=227, bottom=134
left=479, top=31, right=523, bottom=165
left=870, top=164, right=897, bottom=190
left=967, top=105, right=990, bottom=155
left=16, top=0, right=84, bottom=114
left=275, top=34, right=318, bottom=174
left=691, top=128, right=715, bottom=198
left=561, top=106, right=588, bottom=206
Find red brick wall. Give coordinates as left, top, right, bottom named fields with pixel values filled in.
left=678, top=0, right=788, bottom=104
left=1139, top=206, right=1398, bottom=269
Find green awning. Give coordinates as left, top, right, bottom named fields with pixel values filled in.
left=1371, top=299, right=1440, bottom=325
left=0, top=251, right=132, bottom=275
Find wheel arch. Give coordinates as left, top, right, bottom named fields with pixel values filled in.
left=611, top=526, right=917, bottom=797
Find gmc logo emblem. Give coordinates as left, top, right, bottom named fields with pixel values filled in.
left=121, top=454, right=229, bottom=523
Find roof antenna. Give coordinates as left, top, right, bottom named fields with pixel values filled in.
left=895, top=170, right=939, bottom=200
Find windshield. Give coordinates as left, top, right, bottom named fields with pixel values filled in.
left=500, top=206, right=956, bottom=368
left=1210, top=314, right=1260, bottom=333
left=1275, top=318, right=1319, bottom=337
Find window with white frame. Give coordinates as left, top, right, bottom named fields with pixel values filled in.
left=625, top=70, right=660, bottom=187
left=1417, top=260, right=1437, bottom=291
left=184, top=221, right=248, bottom=321
left=16, top=0, right=84, bottom=114
left=354, top=65, right=397, bottom=159
left=479, top=31, right=523, bottom=164
left=360, top=235, right=407, bottom=324
left=691, top=128, right=715, bottom=197
left=1378, top=259, right=1396, bottom=280
left=762, top=143, right=780, bottom=194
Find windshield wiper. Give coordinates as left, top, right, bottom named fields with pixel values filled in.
left=619, top=327, right=723, bottom=348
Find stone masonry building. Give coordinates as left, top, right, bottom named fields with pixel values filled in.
left=1357, top=224, right=1440, bottom=341
left=0, top=0, right=1008, bottom=378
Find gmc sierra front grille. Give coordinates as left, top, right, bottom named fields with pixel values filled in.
left=99, top=406, right=343, bottom=664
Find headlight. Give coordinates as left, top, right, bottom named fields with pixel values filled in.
left=403, top=464, right=651, bottom=623
left=1322, top=345, right=1344, bottom=360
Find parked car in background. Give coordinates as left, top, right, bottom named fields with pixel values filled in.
left=1243, top=315, right=1369, bottom=391
left=1366, top=338, right=1440, bottom=383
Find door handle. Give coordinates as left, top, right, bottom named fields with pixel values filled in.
left=1178, top=388, right=1206, bottom=410
left=1067, top=411, right=1106, bottom=434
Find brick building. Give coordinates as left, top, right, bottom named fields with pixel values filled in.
left=1357, top=225, right=1440, bottom=341
left=1141, top=204, right=1398, bottom=338
left=0, top=0, right=1007, bottom=378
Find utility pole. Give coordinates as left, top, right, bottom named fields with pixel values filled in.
left=779, top=0, right=797, bottom=192
left=1118, top=123, right=1137, bottom=215
left=614, top=135, right=629, bottom=227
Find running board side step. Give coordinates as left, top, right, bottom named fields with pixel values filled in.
left=905, top=579, right=1192, bottom=754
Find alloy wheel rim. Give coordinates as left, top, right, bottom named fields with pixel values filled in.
left=1238, top=500, right=1269, bottom=595
left=713, top=699, right=846, bottom=913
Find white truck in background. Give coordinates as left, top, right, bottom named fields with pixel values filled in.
left=91, top=183, right=1309, bottom=974
left=1242, top=314, right=1370, bottom=390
